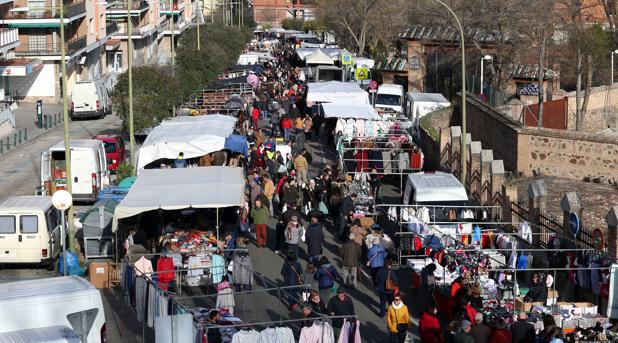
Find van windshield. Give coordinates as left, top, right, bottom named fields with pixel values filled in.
left=104, top=142, right=116, bottom=153
left=376, top=94, right=401, bottom=106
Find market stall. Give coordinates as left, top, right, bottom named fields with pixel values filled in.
left=306, top=81, right=370, bottom=104
left=136, top=115, right=238, bottom=170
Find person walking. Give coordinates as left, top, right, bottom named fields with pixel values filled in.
left=341, top=233, right=361, bottom=289
left=285, top=216, right=304, bottom=257
left=326, top=287, right=355, bottom=336
left=471, top=313, right=491, bottom=343
left=377, top=259, right=399, bottom=317
left=305, top=216, right=324, bottom=265
left=250, top=199, right=269, bottom=248
left=280, top=253, right=303, bottom=310
left=510, top=312, right=535, bottom=343
left=338, top=193, right=357, bottom=239
left=367, top=240, right=386, bottom=288
left=419, top=304, right=443, bottom=343
left=263, top=174, right=275, bottom=217
left=281, top=115, right=293, bottom=141
left=454, top=321, right=475, bottom=343
left=315, top=256, right=339, bottom=302
left=251, top=105, right=260, bottom=129
left=418, top=263, right=437, bottom=314
left=489, top=319, right=512, bottom=343
left=386, top=294, right=411, bottom=343
left=302, top=289, right=326, bottom=319
left=293, top=152, right=308, bottom=184
left=301, top=262, right=319, bottom=291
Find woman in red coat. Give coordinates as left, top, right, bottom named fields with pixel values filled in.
left=280, top=115, right=293, bottom=141
left=419, top=305, right=443, bottom=343
left=489, top=319, right=512, bottom=343
left=251, top=105, right=260, bottom=129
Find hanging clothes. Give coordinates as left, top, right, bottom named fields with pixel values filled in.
left=156, top=257, right=174, bottom=291
left=472, top=225, right=482, bottom=245
left=231, top=329, right=261, bottom=343
left=211, top=253, right=226, bottom=284
left=134, top=256, right=153, bottom=277
left=299, top=321, right=335, bottom=343
left=337, top=319, right=361, bottom=343
left=516, top=253, right=527, bottom=270
left=259, top=327, right=295, bottom=343
left=355, top=149, right=369, bottom=172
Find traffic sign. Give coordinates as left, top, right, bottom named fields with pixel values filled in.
left=341, top=53, right=353, bottom=65
left=355, top=67, right=369, bottom=80
left=569, top=212, right=580, bottom=236
left=369, top=80, right=378, bottom=90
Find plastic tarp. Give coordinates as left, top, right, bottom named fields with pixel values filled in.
left=136, top=115, right=237, bottom=170
left=307, top=81, right=369, bottom=104
left=296, top=48, right=318, bottom=60
left=80, top=200, right=118, bottom=237
left=224, top=134, right=249, bottom=156
left=112, top=167, right=244, bottom=232
left=305, top=49, right=334, bottom=65
left=322, top=103, right=381, bottom=120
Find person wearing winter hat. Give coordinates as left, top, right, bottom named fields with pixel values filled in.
left=454, top=320, right=475, bottom=343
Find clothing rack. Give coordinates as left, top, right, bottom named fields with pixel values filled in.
left=200, top=314, right=359, bottom=330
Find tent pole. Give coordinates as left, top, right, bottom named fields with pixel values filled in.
left=216, top=208, right=219, bottom=242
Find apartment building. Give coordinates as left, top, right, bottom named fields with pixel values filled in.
left=0, top=0, right=117, bottom=102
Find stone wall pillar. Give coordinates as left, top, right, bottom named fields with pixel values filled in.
left=527, top=180, right=548, bottom=246
left=439, top=127, right=451, bottom=169
left=480, top=149, right=494, bottom=205
left=501, top=184, right=517, bottom=225
left=489, top=160, right=505, bottom=220
left=450, top=126, right=461, bottom=178
left=469, top=141, right=482, bottom=199
left=560, top=192, right=583, bottom=239
left=605, top=206, right=618, bottom=259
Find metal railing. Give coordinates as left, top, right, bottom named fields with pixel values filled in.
left=108, top=0, right=148, bottom=11
left=0, top=28, right=18, bottom=47
left=17, top=35, right=86, bottom=56
left=106, top=22, right=118, bottom=35
left=8, top=1, right=86, bottom=19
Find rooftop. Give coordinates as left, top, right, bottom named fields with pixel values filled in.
left=400, top=24, right=497, bottom=45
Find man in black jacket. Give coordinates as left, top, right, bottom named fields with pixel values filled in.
left=305, top=216, right=324, bottom=265
left=510, top=312, right=535, bottom=343
left=327, top=287, right=355, bottom=335
left=337, top=193, right=357, bottom=239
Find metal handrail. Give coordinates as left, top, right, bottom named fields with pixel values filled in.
left=9, top=1, right=86, bottom=19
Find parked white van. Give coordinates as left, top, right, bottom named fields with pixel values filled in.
left=403, top=171, right=468, bottom=206
left=71, top=79, right=111, bottom=120
left=0, top=196, right=62, bottom=269
left=0, top=276, right=106, bottom=343
left=40, top=139, right=111, bottom=202
left=0, top=326, right=80, bottom=343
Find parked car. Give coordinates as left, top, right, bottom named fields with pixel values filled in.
left=0, top=276, right=107, bottom=343
left=70, top=79, right=111, bottom=120
left=94, top=134, right=126, bottom=172
left=0, top=196, right=62, bottom=270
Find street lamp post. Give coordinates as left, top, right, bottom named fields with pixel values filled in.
left=128, top=0, right=136, bottom=168
left=480, top=54, right=492, bottom=95
left=170, top=0, right=175, bottom=67
left=52, top=190, right=73, bottom=276
left=58, top=0, right=75, bottom=251
left=431, top=0, right=468, bottom=184
left=610, top=49, right=618, bottom=86
left=196, top=0, right=200, bottom=50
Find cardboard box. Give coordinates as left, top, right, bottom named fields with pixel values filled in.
left=88, top=259, right=111, bottom=289
left=572, top=302, right=597, bottom=315
left=548, top=290, right=559, bottom=298
left=515, top=297, right=542, bottom=312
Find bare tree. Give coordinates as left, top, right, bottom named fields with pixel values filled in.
left=314, top=0, right=408, bottom=55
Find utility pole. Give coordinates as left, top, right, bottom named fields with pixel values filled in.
left=128, top=0, right=136, bottom=168
left=196, top=0, right=200, bottom=50
left=210, top=0, right=213, bottom=23
left=432, top=0, right=467, bottom=185
left=170, top=0, right=175, bottom=67
left=59, top=0, right=74, bottom=251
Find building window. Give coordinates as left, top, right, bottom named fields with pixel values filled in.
left=89, top=18, right=94, bottom=34
left=28, top=32, right=47, bottom=52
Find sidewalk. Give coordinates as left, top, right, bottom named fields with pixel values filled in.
left=9, top=101, right=65, bottom=139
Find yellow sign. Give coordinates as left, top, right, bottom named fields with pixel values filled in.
left=341, top=53, right=353, bottom=65
left=355, top=67, right=369, bottom=80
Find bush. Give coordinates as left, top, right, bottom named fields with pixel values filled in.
left=281, top=18, right=304, bottom=31
left=115, top=162, right=134, bottom=182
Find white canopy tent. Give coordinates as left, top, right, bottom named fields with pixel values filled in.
left=322, top=103, right=381, bottom=120
left=111, top=167, right=244, bottom=233
left=305, top=49, right=334, bottom=65
left=307, top=81, right=370, bottom=104
left=136, top=115, right=237, bottom=170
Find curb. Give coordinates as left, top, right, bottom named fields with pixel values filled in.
left=0, top=113, right=65, bottom=157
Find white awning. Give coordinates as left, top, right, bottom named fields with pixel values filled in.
left=136, top=115, right=237, bottom=170
left=322, top=103, right=381, bottom=120
left=305, top=49, right=334, bottom=65
left=112, top=167, right=244, bottom=232
left=307, top=81, right=369, bottom=104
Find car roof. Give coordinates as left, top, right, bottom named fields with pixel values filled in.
left=0, top=196, right=52, bottom=211
left=0, top=276, right=94, bottom=301
left=50, top=139, right=102, bottom=151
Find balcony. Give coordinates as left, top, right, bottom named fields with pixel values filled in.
left=158, top=17, right=189, bottom=35
left=106, top=22, right=118, bottom=35
left=0, top=28, right=19, bottom=48
left=17, top=35, right=86, bottom=56
left=113, top=21, right=154, bottom=39
left=6, top=1, right=86, bottom=21
left=107, top=0, right=149, bottom=15
left=159, top=0, right=184, bottom=15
